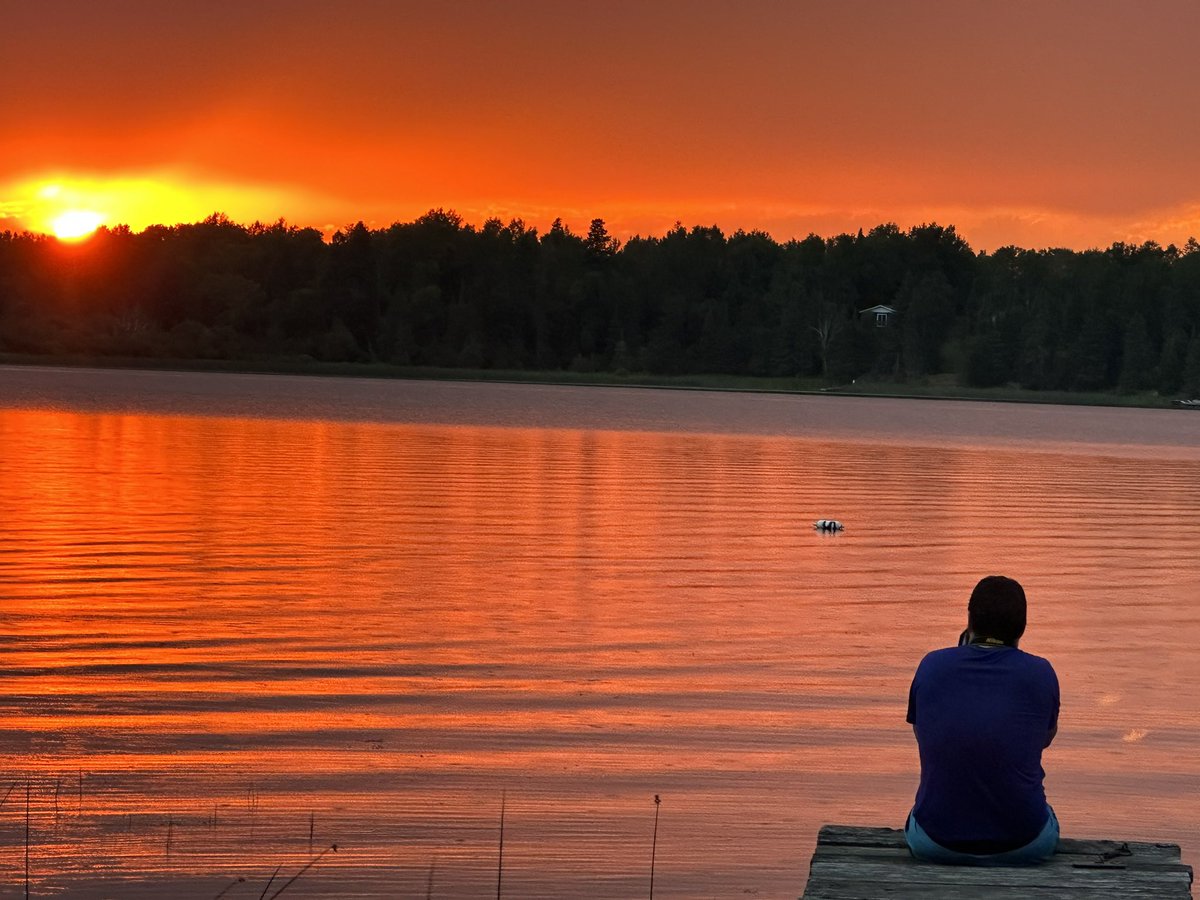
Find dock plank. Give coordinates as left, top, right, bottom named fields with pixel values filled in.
left=801, top=825, right=1193, bottom=899
left=805, top=885, right=1187, bottom=899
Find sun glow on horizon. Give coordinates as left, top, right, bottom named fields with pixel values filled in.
left=5, top=171, right=1199, bottom=253
left=51, top=209, right=104, bottom=240
left=5, top=171, right=345, bottom=239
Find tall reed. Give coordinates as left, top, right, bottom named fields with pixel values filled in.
left=649, top=794, right=662, bottom=900
left=496, top=790, right=506, bottom=900
left=24, top=782, right=31, bottom=900
left=213, top=876, right=246, bottom=899
left=257, top=864, right=281, bottom=900
left=265, top=843, right=337, bottom=899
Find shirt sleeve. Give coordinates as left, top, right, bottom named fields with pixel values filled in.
left=906, top=672, right=918, bottom=725
left=1047, top=663, right=1060, bottom=734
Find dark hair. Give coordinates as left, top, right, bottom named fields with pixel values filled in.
left=968, top=576, right=1027, bottom=644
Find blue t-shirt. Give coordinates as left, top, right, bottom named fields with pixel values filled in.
left=907, top=644, right=1059, bottom=852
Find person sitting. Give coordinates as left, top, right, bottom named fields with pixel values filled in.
left=905, top=575, right=1060, bottom=865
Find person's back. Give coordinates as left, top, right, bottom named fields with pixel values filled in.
left=905, top=575, right=1060, bottom=865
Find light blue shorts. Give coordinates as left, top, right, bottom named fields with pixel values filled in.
left=905, top=807, right=1059, bottom=865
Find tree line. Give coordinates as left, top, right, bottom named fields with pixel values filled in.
left=2, top=211, right=1200, bottom=395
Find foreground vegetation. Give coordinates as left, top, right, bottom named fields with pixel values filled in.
left=2, top=211, right=1199, bottom=401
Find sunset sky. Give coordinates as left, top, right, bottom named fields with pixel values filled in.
left=3, top=1, right=1198, bottom=250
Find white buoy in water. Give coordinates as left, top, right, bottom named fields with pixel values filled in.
left=813, top=519, right=844, bottom=532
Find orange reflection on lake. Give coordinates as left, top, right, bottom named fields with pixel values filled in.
left=2, top=381, right=1200, bottom=897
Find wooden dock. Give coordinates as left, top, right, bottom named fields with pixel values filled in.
left=801, top=825, right=1193, bottom=899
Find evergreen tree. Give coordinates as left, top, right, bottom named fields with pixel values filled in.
left=899, top=271, right=955, bottom=376
left=1182, top=335, right=1200, bottom=395
left=1067, top=313, right=1116, bottom=391
left=1157, top=327, right=1189, bottom=394
left=1117, top=313, right=1155, bottom=392
left=965, top=330, right=1009, bottom=387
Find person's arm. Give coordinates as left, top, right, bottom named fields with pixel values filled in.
left=1044, top=664, right=1060, bottom=748
left=906, top=675, right=918, bottom=739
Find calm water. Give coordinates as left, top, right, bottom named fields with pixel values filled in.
left=1, top=365, right=1199, bottom=898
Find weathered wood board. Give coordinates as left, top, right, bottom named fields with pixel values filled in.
left=801, top=824, right=1193, bottom=899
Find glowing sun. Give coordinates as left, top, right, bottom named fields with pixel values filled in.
left=51, top=210, right=105, bottom=240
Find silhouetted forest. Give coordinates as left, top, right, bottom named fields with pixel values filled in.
left=3, top=211, right=1200, bottom=395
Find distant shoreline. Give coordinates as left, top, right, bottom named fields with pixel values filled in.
left=0, top=352, right=1185, bottom=411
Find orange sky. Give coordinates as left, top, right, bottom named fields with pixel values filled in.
left=2, top=1, right=1199, bottom=250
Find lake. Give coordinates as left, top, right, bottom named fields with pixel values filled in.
left=1, top=365, right=1199, bottom=898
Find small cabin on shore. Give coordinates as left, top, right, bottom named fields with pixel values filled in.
left=860, top=305, right=897, bottom=327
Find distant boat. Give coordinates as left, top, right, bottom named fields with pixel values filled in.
left=1171, top=399, right=1200, bottom=408
left=814, top=519, right=844, bottom=532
